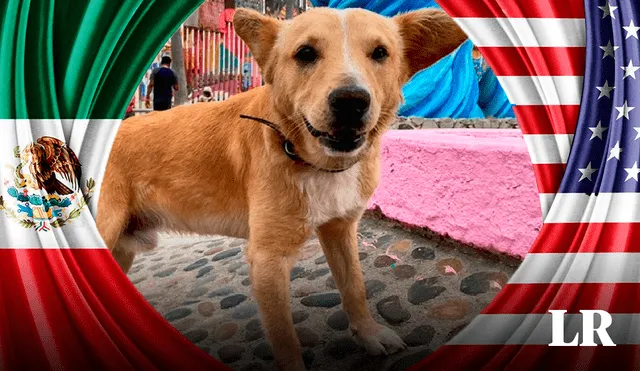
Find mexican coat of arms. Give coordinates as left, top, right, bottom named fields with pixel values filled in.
left=0, top=136, right=95, bottom=231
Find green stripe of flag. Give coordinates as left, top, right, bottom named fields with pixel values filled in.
left=0, top=0, right=203, bottom=119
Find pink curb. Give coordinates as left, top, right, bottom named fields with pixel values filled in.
left=368, top=129, right=542, bottom=259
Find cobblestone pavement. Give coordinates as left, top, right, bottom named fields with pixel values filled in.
left=129, top=214, right=520, bottom=371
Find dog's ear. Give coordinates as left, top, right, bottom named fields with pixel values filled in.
left=234, top=8, right=282, bottom=84
left=394, top=9, right=468, bottom=81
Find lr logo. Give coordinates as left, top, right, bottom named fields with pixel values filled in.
left=549, top=310, right=616, bottom=346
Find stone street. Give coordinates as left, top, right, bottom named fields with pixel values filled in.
left=129, top=214, right=519, bottom=371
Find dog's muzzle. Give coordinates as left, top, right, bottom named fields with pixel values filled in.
left=304, top=117, right=365, bottom=153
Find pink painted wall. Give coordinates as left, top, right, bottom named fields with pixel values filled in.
left=368, top=129, right=542, bottom=259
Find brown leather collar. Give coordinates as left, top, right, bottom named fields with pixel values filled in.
left=240, top=114, right=357, bottom=173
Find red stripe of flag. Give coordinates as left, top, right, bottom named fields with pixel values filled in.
left=0, top=249, right=226, bottom=371
left=0, top=252, right=57, bottom=369
left=8, top=249, right=102, bottom=370
left=0, top=249, right=149, bottom=370
left=530, top=223, right=640, bottom=254
left=532, top=164, right=565, bottom=194
left=436, top=0, right=585, bottom=18
left=482, top=283, right=640, bottom=314
left=480, top=47, right=585, bottom=76
left=515, top=105, right=580, bottom=135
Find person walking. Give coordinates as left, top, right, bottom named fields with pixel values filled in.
left=145, top=55, right=179, bottom=111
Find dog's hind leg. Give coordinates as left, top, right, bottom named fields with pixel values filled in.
left=98, top=213, right=136, bottom=273
left=317, top=217, right=407, bottom=356
left=96, top=206, right=135, bottom=273
left=111, top=241, right=137, bottom=273
left=112, top=230, right=158, bottom=273
left=96, top=172, right=138, bottom=273
left=96, top=199, right=128, bottom=250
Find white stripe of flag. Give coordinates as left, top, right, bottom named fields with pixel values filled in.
left=510, top=252, right=640, bottom=284
left=454, top=18, right=586, bottom=47
left=498, top=76, right=584, bottom=106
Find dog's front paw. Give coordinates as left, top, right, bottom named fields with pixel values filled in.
left=352, top=321, right=407, bottom=356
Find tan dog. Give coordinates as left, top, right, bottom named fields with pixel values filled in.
left=97, top=7, right=466, bottom=371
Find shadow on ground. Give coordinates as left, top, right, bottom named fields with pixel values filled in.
left=129, top=214, right=520, bottom=371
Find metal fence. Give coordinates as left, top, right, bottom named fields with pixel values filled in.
left=130, top=20, right=263, bottom=114
left=130, top=1, right=316, bottom=116
left=183, top=23, right=263, bottom=103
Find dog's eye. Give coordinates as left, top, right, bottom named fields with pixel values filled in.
left=295, top=46, right=318, bottom=64
left=371, top=46, right=388, bottom=62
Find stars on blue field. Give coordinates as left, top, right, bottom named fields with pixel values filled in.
left=598, top=3, right=618, bottom=19
left=600, top=41, right=619, bottom=59
left=558, top=1, right=640, bottom=194
left=623, top=20, right=640, bottom=39
left=621, top=60, right=640, bottom=79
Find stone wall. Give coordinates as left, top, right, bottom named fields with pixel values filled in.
left=391, top=116, right=519, bottom=130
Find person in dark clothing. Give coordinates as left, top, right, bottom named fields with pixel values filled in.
left=145, top=56, right=179, bottom=111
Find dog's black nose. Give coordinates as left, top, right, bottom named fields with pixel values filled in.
left=328, top=86, right=371, bottom=124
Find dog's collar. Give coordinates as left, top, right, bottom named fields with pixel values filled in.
left=240, top=114, right=355, bottom=173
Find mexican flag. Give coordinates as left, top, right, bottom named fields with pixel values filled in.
left=0, top=1, right=226, bottom=369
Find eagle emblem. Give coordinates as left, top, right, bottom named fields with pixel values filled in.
left=1, top=136, right=95, bottom=231
left=20, top=136, right=82, bottom=195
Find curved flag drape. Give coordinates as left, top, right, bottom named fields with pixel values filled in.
left=412, top=0, right=640, bottom=369
left=0, top=1, right=227, bottom=369
left=310, top=0, right=516, bottom=119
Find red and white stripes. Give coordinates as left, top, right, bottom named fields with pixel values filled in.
left=442, top=1, right=586, bottom=220
left=406, top=1, right=630, bottom=369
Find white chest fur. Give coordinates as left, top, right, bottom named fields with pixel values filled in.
left=299, top=163, right=366, bottom=228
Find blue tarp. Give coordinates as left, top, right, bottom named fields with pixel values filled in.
left=309, top=0, right=515, bottom=118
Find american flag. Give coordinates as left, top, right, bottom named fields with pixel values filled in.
left=411, top=0, right=640, bottom=369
